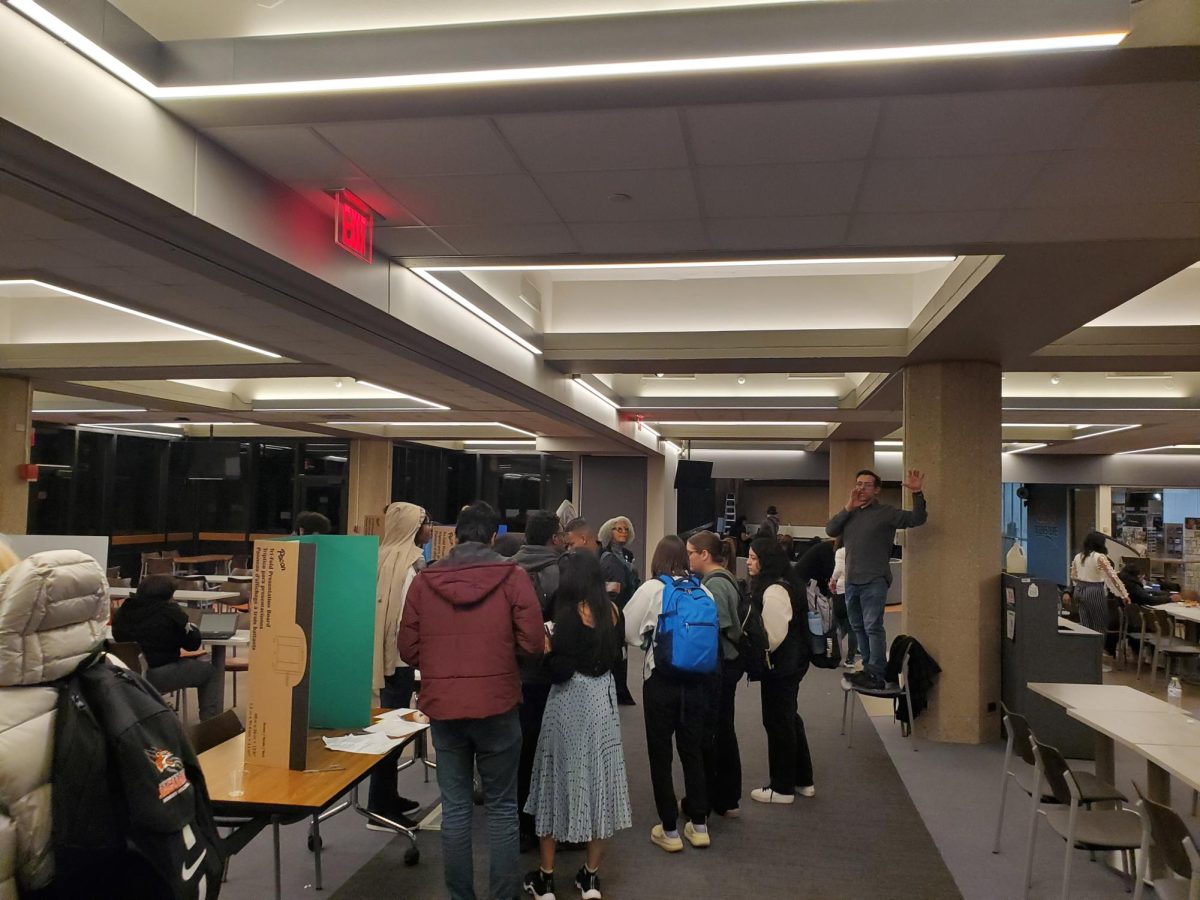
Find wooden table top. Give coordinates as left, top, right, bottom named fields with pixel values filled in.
left=200, top=732, right=384, bottom=812
left=1066, top=708, right=1200, bottom=749
left=1134, top=743, right=1200, bottom=793
left=108, top=587, right=243, bottom=603
left=175, top=554, right=234, bottom=564
left=1028, top=682, right=1175, bottom=713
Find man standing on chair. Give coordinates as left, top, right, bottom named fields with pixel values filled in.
left=399, top=501, right=544, bottom=900
left=826, top=469, right=928, bottom=691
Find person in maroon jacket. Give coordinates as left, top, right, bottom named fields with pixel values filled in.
left=399, top=500, right=543, bottom=900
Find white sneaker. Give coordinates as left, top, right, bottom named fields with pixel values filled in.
left=795, top=785, right=816, bottom=797
left=750, top=787, right=794, bottom=805
left=842, top=656, right=860, bottom=670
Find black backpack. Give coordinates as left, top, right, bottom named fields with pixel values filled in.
left=50, top=650, right=224, bottom=900
left=738, top=589, right=772, bottom=682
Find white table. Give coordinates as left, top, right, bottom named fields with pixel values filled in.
left=1028, top=682, right=1173, bottom=714
left=1159, top=602, right=1200, bottom=626
left=108, top=587, right=244, bottom=605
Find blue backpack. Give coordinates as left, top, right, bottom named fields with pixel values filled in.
left=653, top=574, right=720, bottom=678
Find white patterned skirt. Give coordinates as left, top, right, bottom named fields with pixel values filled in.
left=524, top=671, right=633, bottom=842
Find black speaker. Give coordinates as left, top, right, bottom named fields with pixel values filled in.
left=673, top=459, right=713, bottom=489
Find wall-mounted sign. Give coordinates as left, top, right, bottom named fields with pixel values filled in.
left=333, top=189, right=374, bottom=263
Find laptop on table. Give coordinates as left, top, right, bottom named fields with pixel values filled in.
left=198, top=613, right=238, bottom=641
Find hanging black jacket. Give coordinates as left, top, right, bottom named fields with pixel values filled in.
left=885, top=634, right=941, bottom=725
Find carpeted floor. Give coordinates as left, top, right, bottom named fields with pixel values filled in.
left=333, top=658, right=962, bottom=900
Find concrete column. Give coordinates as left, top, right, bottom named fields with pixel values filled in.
left=346, top=439, right=393, bottom=537
left=0, top=376, right=32, bottom=535
left=828, top=439, right=876, bottom=517
left=902, top=361, right=1002, bottom=744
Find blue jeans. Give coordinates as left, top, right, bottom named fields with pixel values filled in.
left=845, top=577, right=889, bottom=679
left=431, top=709, right=522, bottom=900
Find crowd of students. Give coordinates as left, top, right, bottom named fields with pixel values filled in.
left=389, top=499, right=841, bottom=900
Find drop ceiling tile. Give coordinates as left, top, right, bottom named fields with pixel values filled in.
left=705, top=215, right=847, bottom=251
left=568, top=220, right=709, bottom=254
left=1072, top=83, right=1200, bottom=151
left=686, top=99, right=880, bottom=166
left=204, top=126, right=365, bottom=182
left=377, top=174, right=559, bottom=226
left=857, top=154, right=1049, bottom=213
left=1017, top=149, right=1200, bottom=208
left=314, top=119, right=519, bottom=177
left=873, top=87, right=1102, bottom=158
left=698, top=161, right=864, bottom=218
left=430, top=223, right=577, bottom=256
left=496, top=108, right=688, bottom=172
left=536, top=169, right=700, bottom=223
left=373, top=227, right=459, bottom=258
left=993, top=203, right=1200, bottom=243
left=845, top=210, right=1002, bottom=246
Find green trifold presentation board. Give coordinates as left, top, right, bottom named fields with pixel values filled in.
left=295, top=534, right=378, bottom=729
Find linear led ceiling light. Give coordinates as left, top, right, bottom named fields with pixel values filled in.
left=572, top=376, right=620, bottom=410
left=410, top=270, right=542, bottom=356
left=663, top=441, right=683, bottom=455
left=1004, top=443, right=1048, bottom=454
left=647, top=420, right=830, bottom=426
left=8, top=1, right=1124, bottom=98
left=462, top=439, right=537, bottom=445
left=1119, top=445, right=1200, bottom=455
left=424, top=257, right=955, bottom=272
left=1071, top=425, right=1140, bottom=441
left=327, top=421, right=537, bottom=437
left=0, top=279, right=280, bottom=358
left=874, top=440, right=903, bottom=447
left=628, top=404, right=840, bottom=410
left=33, top=407, right=147, bottom=413
left=355, top=380, right=450, bottom=410
left=77, top=424, right=181, bottom=438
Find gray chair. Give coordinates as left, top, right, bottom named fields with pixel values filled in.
left=1149, top=608, right=1200, bottom=692
left=1133, top=783, right=1200, bottom=900
left=993, top=705, right=1124, bottom=854
left=840, top=643, right=916, bottom=750
left=1023, top=739, right=1142, bottom=900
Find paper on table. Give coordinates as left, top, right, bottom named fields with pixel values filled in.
left=322, top=733, right=407, bottom=755
left=365, top=718, right=429, bottom=739
left=373, top=708, right=416, bottom=721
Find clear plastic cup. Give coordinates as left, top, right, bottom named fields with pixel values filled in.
left=229, top=766, right=247, bottom=798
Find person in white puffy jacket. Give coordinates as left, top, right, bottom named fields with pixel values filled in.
left=0, top=545, right=108, bottom=897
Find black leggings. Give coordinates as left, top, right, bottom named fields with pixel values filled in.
left=759, top=667, right=813, bottom=794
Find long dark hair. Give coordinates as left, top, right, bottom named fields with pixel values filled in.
left=749, top=536, right=802, bottom=608
left=1081, top=531, right=1107, bottom=557
left=557, top=551, right=618, bottom=660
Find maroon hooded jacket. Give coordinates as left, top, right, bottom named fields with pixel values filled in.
left=398, top=542, right=543, bottom=721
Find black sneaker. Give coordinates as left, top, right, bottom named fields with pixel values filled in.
left=524, top=868, right=556, bottom=900
left=396, top=796, right=421, bottom=814
left=574, top=866, right=602, bottom=900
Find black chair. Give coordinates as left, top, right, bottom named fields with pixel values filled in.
left=1133, top=782, right=1200, bottom=900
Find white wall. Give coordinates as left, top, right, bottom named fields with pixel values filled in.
left=1003, top=454, right=1200, bottom=488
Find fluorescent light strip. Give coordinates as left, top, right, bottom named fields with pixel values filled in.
left=355, top=380, right=450, bottom=409
left=10, top=3, right=1124, bottom=98
left=1104, top=374, right=1174, bottom=380
left=1002, top=423, right=1078, bottom=428
left=462, top=439, right=537, bottom=445
left=1005, top=443, right=1048, bottom=454
left=328, top=421, right=537, bottom=437
left=663, top=441, right=683, bottom=454
left=648, top=420, right=829, bottom=426
left=874, top=441, right=903, bottom=447
left=426, top=256, right=955, bottom=272
left=34, top=407, right=147, bottom=413
left=0, top=279, right=280, bottom=359
left=572, top=377, right=620, bottom=410
left=1071, top=424, right=1140, bottom=441
left=411, top=270, right=541, bottom=355
left=256, top=406, right=446, bottom=412
left=1119, top=445, right=1200, bottom=455
left=626, top=405, right=839, bottom=410
left=77, top=425, right=180, bottom=438
left=1004, top=407, right=1182, bottom=412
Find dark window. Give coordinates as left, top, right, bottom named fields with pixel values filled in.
left=254, top=443, right=296, bottom=533
left=111, top=435, right=166, bottom=533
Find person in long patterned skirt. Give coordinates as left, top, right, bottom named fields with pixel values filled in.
left=1070, top=531, right=1129, bottom=664
left=524, top=552, right=632, bottom=900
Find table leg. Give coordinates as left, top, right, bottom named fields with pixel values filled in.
left=1145, top=761, right=1172, bottom=880
left=272, top=817, right=281, bottom=900
left=312, top=813, right=323, bottom=891
left=208, top=644, right=228, bottom=710
left=1094, top=733, right=1115, bottom=785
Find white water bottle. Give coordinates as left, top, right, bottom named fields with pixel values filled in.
left=1167, top=676, right=1183, bottom=705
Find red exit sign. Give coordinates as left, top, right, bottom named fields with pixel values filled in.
left=333, top=189, right=373, bottom=263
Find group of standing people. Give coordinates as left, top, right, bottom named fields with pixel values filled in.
left=380, top=466, right=930, bottom=900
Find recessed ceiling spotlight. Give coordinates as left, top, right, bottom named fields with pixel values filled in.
left=737, top=376, right=746, bottom=385
left=656, top=373, right=664, bottom=378
left=1050, top=375, right=1061, bottom=385
left=333, top=379, right=344, bottom=389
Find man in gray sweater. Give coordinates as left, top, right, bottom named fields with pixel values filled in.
left=826, top=468, right=928, bottom=689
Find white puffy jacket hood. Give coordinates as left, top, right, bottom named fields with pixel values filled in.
left=0, top=549, right=107, bottom=894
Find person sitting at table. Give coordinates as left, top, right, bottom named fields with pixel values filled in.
left=1118, top=563, right=1172, bottom=607
left=112, top=575, right=222, bottom=721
